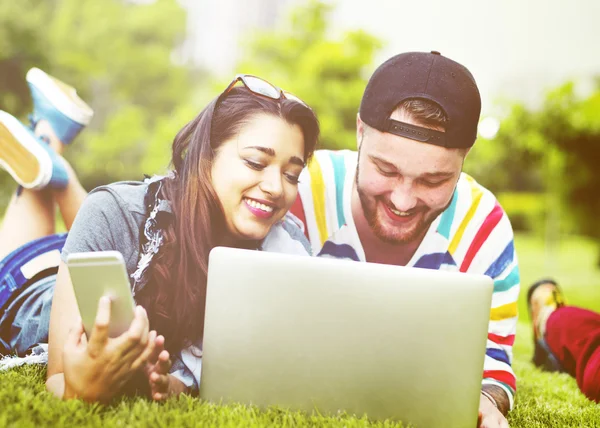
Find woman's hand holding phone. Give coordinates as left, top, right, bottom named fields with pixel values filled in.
left=61, top=296, right=158, bottom=403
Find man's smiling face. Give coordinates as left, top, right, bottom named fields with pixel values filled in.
left=355, top=110, right=466, bottom=245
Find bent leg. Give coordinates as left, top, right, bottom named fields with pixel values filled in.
left=1, top=273, right=56, bottom=355
left=545, top=306, right=600, bottom=402
left=0, top=189, right=55, bottom=261
left=0, top=233, right=66, bottom=308
left=0, top=234, right=67, bottom=355
left=34, top=120, right=87, bottom=231
left=51, top=159, right=87, bottom=231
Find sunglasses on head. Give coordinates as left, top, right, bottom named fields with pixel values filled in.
left=220, top=74, right=308, bottom=107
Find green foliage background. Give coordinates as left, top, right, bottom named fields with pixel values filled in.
left=0, top=0, right=380, bottom=197
left=2, top=0, right=600, bottom=255
left=0, top=0, right=195, bottom=195
left=3, top=1, right=600, bottom=423
left=236, top=1, right=381, bottom=151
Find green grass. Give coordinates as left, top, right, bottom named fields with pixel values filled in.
left=1, top=233, right=600, bottom=427
left=515, top=233, right=600, bottom=318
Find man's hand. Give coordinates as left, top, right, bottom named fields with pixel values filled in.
left=478, top=393, right=509, bottom=428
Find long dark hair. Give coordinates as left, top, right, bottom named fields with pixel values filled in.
left=136, top=87, right=320, bottom=354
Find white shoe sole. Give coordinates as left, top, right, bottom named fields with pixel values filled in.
left=26, top=68, right=94, bottom=126
left=0, top=111, right=51, bottom=189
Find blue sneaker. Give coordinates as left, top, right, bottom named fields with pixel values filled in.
left=0, top=111, right=68, bottom=189
left=26, top=68, right=93, bottom=145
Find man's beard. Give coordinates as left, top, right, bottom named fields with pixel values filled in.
left=355, top=163, right=449, bottom=246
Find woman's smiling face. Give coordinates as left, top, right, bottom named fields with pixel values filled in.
left=211, top=113, right=306, bottom=242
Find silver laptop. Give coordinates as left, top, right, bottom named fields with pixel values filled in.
left=200, top=247, right=493, bottom=427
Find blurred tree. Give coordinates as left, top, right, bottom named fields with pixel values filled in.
left=464, top=103, right=548, bottom=195
left=540, top=81, right=600, bottom=250
left=0, top=1, right=52, bottom=117
left=485, top=80, right=600, bottom=260
left=236, top=0, right=382, bottom=150
left=0, top=0, right=196, bottom=197
left=49, top=0, right=195, bottom=189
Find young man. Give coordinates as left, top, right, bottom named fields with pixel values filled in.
left=292, top=51, right=518, bottom=428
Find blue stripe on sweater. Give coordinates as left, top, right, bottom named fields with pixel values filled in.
left=485, top=241, right=515, bottom=278
left=486, top=348, right=511, bottom=365
left=318, top=241, right=360, bottom=261
left=328, top=152, right=347, bottom=228
left=413, top=252, right=456, bottom=270
left=437, top=190, right=459, bottom=239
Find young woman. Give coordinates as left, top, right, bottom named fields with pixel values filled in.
left=0, top=71, right=319, bottom=403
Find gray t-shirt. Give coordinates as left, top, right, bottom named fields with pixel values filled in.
left=60, top=179, right=311, bottom=390
left=59, top=180, right=202, bottom=384
left=61, top=180, right=148, bottom=280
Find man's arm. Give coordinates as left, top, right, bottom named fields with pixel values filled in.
left=461, top=198, right=519, bottom=410
left=482, top=384, right=510, bottom=416
left=463, top=198, right=518, bottom=428
left=480, top=227, right=518, bottom=411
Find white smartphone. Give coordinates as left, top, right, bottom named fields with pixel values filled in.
left=66, top=250, right=136, bottom=338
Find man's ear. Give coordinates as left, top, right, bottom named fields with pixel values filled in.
left=459, top=147, right=471, bottom=171
left=356, top=114, right=364, bottom=150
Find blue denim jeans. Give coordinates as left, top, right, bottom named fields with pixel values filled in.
left=0, top=233, right=67, bottom=355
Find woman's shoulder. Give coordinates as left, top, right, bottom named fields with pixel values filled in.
left=62, top=178, right=165, bottom=275
left=87, top=180, right=150, bottom=216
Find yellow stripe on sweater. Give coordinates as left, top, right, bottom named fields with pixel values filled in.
left=448, top=176, right=483, bottom=255
left=308, top=157, right=328, bottom=245
left=490, top=301, right=518, bottom=321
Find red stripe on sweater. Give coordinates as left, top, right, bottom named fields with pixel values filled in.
left=290, top=195, right=309, bottom=238
left=488, top=333, right=516, bottom=347
left=483, top=370, right=516, bottom=391
left=460, top=202, right=504, bottom=272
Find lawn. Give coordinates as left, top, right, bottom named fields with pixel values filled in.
left=1, top=233, right=599, bottom=427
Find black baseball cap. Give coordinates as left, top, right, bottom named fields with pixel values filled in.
left=359, top=51, right=481, bottom=149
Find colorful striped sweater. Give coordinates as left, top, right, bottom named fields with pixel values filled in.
left=291, top=149, right=519, bottom=408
